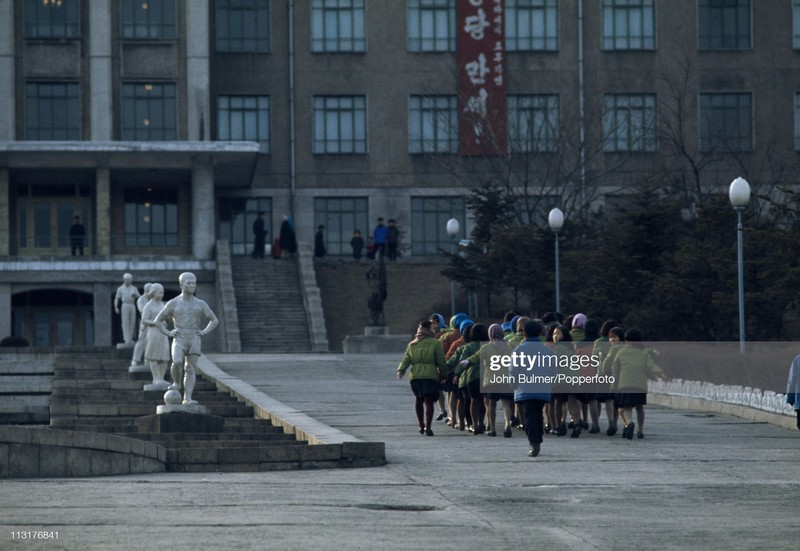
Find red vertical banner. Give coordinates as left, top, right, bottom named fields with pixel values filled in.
left=457, top=0, right=507, bottom=156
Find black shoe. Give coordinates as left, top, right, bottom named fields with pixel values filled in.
left=436, top=411, right=447, bottom=421
left=567, top=420, right=575, bottom=429
left=544, top=424, right=551, bottom=434
left=425, top=428, right=434, bottom=436
left=486, top=430, right=496, bottom=437
left=418, top=427, right=425, bottom=435
left=503, top=427, right=512, bottom=438
left=637, top=432, right=644, bottom=439
left=528, top=443, right=541, bottom=457
left=582, top=421, right=590, bottom=430
left=556, top=424, right=567, bottom=437
left=570, top=426, right=582, bottom=438
left=510, top=416, right=520, bottom=428
left=624, top=422, right=635, bottom=440
left=589, top=424, right=600, bottom=434
left=606, top=426, right=618, bottom=437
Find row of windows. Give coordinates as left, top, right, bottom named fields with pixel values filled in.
left=24, top=0, right=800, bottom=52
left=15, top=187, right=465, bottom=257
left=23, top=84, right=780, bottom=154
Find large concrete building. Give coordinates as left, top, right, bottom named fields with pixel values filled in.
left=1, top=0, right=799, bottom=347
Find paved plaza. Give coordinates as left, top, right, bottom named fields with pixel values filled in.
left=2, top=353, right=800, bottom=550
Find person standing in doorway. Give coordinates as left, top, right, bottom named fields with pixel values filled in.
left=279, top=214, right=297, bottom=258
left=372, top=217, right=388, bottom=258
left=314, top=225, right=327, bottom=257
left=69, top=215, right=86, bottom=256
left=351, top=229, right=365, bottom=259
left=387, top=219, right=400, bottom=260
left=251, top=211, right=268, bottom=259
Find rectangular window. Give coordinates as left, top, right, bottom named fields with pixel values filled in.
left=795, top=93, right=800, bottom=150
left=505, top=0, right=558, bottom=51
left=410, top=196, right=465, bottom=256
left=218, top=197, right=272, bottom=256
left=123, top=187, right=179, bottom=247
left=603, top=94, right=657, bottom=152
left=408, top=0, right=455, bottom=52
left=312, top=0, right=366, bottom=52
left=602, top=0, right=655, bottom=50
left=699, top=92, right=752, bottom=151
left=698, top=0, right=750, bottom=50
left=122, top=83, right=177, bottom=141
left=794, top=0, right=800, bottom=49
left=216, top=0, right=270, bottom=52
left=25, top=82, right=80, bottom=140
left=507, top=94, right=559, bottom=153
left=121, top=0, right=175, bottom=40
left=24, top=0, right=80, bottom=39
left=314, top=197, right=368, bottom=256
left=408, top=95, right=458, bottom=154
left=313, top=96, right=367, bottom=154
left=218, top=95, right=270, bottom=150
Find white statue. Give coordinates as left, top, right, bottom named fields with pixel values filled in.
left=153, top=272, right=218, bottom=405
left=114, top=273, right=141, bottom=346
left=130, top=282, right=152, bottom=369
left=141, top=283, right=170, bottom=390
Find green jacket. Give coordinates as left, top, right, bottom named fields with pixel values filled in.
left=592, top=337, right=611, bottom=365
left=610, top=345, right=664, bottom=391
left=397, top=336, right=447, bottom=382
left=600, top=343, right=623, bottom=377
left=451, top=341, right=481, bottom=387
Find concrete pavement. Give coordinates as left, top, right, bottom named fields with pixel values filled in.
left=2, top=353, right=800, bottom=550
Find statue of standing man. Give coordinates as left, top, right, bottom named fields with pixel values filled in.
left=114, top=273, right=141, bottom=346
left=153, top=272, right=218, bottom=405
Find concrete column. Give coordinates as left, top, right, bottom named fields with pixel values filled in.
left=0, top=168, right=9, bottom=256
left=0, top=0, right=15, bottom=140
left=96, top=168, right=111, bottom=255
left=89, top=1, right=113, bottom=140
left=0, top=284, right=11, bottom=340
left=186, top=0, right=210, bottom=140
left=192, top=160, right=215, bottom=260
left=93, top=283, right=112, bottom=346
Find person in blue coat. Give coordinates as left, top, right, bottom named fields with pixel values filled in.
left=787, top=354, right=800, bottom=430
left=510, top=320, right=557, bottom=457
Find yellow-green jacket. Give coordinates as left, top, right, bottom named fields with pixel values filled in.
left=610, top=345, right=664, bottom=391
left=397, top=336, right=447, bottom=381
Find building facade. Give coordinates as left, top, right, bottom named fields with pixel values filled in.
left=1, top=0, right=799, bottom=346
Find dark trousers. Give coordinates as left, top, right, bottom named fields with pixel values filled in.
left=251, top=238, right=265, bottom=258
left=387, top=242, right=398, bottom=260
left=520, top=399, right=547, bottom=445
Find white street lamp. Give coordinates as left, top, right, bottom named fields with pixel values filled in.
left=548, top=208, right=564, bottom=313
left=729, top=177, right=751, bottom=353
left=446, top=218, right=460, bottom=317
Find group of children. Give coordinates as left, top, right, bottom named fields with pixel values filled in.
left=397, top=309, right=668, bottom=457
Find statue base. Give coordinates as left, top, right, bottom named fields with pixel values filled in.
left=143, top=381, right=170, bottom=391
left=116, top=342, right=135, bottom=350
left=139, top=411, right=224, bottom=433
left=364, top=325, right=389, bottom=336
left=128, top=363, right=150, bottom=374
left=343, top=333, right=410, bottom=354
left=155, top=402, right=209, bottom=415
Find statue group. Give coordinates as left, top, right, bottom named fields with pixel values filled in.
left=115, top=272, right=218, bottom=408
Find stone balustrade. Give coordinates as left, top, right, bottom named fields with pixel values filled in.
left=649, top=378, right=795, bottom=417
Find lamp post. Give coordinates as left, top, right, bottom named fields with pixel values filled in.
left=446, top=218, right=460, bottom=317
left=548, top=208, right=564, bottom=313
left=729, top=177, right=751, bottom=353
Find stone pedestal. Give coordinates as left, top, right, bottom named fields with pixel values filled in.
left=343, top=334, right=410, bottom=354
left=364, top=325, right=389, bottom=336
left=143, top=381, right=170, bottom=391
left=128, top=363, right=150, bottom=374
left=139, top=411, right=224, bottom=433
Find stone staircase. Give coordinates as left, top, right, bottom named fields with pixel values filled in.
left=49, top=351, right=308, bottom=472
left=230, top=256, right=312, bottom=352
